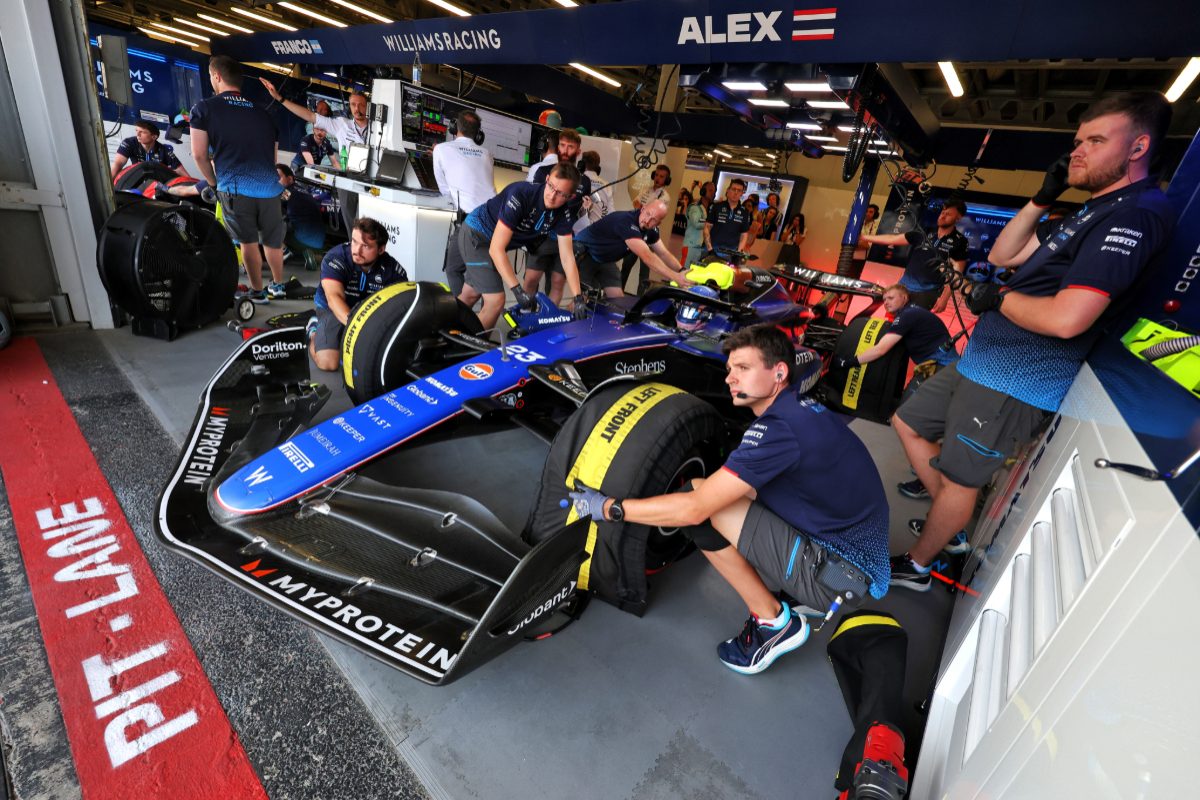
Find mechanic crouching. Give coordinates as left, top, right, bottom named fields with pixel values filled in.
left=572, top=325, right=891, bottom=674
left=307, top=217, right=408, bottom=372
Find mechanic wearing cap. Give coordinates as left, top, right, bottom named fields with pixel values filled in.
left=447, top=164, right=587, bottom=331
left=308, top=217, right=408, bottom=372
left=573, top=201, right=693, bottom=298
left=522, top=129, right=591, bottom=303
left=704, top=179, right=754, bottom=260
left=433, top=110, right=496, bottom=215
left=859, top=199, right=969, bottom=311
left=889, top=91, right=1176, bottom=592
left=571, top=325, right=890, bottom=675
left=112, top=120, right=191, bottom=179
left=290, top=126, right=340, bottom=172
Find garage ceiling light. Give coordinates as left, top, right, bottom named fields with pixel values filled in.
left=151, top=22, right=209, bottom=41
left=785, top=82, right=833, bottom=92
left=427, top=0, right=472, bottom=17
left=807, top=99, right=850, bottom=110
left=231, top=7, right=298, bottom=31
left=823, top=145, right=848, bottom=152
left=938, top=61, right=965, bottom=98
left=806, top=135, right=837, bottom=142
left=712, top=148, right=733, bottom=158
left=260, top=62, right=294, bottom=74
left=723, top=81, right=768, bottom=91
left=1166, top=57, right=1200, bottom=102
left=746, top=158, right=764, bottom=167
left=555, top=0, right=580, bottom=6
left=138, top=26, right=201, bottom=47
left=174, top=18, right=229, bottom=36
left=785, top=121, right=822, bottom=130
left=198, top=13, right=255, bottom=34
left=749, top=98, right=789, bottom=107
left=836, top=125, right=856, bottom=132
left=328, top=0, right=393, bottom=23
left=278, top=2, right=348, bottom=27
left=569, top=63, right=621, bottom=87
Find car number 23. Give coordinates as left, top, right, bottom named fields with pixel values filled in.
left=507, top=344, right=545, bottom=363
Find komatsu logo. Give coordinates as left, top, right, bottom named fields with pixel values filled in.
left=270, top=38, right=323, bottom=55
left=677, top=11, right=782, bottom=45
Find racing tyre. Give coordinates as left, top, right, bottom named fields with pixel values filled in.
left=341, top=281, right=483, bottom=404
left=819, top=316, right=909, bottom=423
left=526, top=381, right=725, bottom=615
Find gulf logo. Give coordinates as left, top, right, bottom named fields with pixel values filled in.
left=460, top=362, right=494, bottom=380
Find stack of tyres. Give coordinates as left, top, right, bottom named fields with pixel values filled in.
left=820, top=316, right=908, bottom=423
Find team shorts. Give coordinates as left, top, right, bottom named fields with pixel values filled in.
left=525, top=237, right=563, bottom=274
left=311, top=306, right=343, bottom=353
left=896, top=363, right=1050, bottom=488
left=219, top=192, right=285, bottom=249
left=457, top=224, right=504, bottom=295
left=576, top=253, right=621, bottom=290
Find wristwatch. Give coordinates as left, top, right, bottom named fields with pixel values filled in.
left=607, top=498, right=625, bottom=522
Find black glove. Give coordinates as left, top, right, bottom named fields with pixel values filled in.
left=570, top=295, right=588, bottom=320
left=833, top=354, right=860, bottom=370
left=947, top=237, right=968, bottom=261
left=904, top=230, right=925, bottom=247
left=1032, top=152, right=1071, bottom=207
left=966, top=281, right=1005, bottom=315
left=511, top=285, right=538, bottom=313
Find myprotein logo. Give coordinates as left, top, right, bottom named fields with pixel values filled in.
left=270, top=38, right=323, bottom=55
left=615, top=358, right=666, bottom=375
left=459, top=363, right=493, bottom=380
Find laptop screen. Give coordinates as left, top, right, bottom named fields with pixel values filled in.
left=376, top=150, right=408, bottom=182
left=405, top=148, right=440, bottom=191
left=346, top=143, right=369, bottom=174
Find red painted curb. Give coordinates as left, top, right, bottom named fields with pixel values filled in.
left=0, top=338, right=268, bottom=800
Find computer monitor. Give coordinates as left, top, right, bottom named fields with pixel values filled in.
left=376, top=149, right=408, bottom=183
left=346, top=143, right=369, bottom=175
left=405, top=148, right=440, bottom=190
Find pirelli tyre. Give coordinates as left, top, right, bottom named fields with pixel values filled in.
left=820, top=315, right=908, bottom=423
left=341, top=281, right=482, bottom=404
left=526, top=381, right=725, bottom=615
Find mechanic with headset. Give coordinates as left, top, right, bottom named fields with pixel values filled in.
left=447, top=163, right=587, bottom=331
left=307, top=217, right=408, bottom=373
left=290, top=125, right=340, bottom=173
left=573, top=200, right=693, bottom=298
left=620, top=164, right=673, bottom=294
left=111, top=120, right=191, bottom=179
left=526, top=129, right=559, bottom=181
left=573, top=150, right=613, bottom=232
left=522, top=129, right=591, bottom=304
left=433, top=109, right=496, bottom=214
left=571, top=325, right=890, bottom=675
left=889, top=92, right=1176, bottom=592
left=859, top=198, right=969, bottom=312
left=703, top=179, right=754, bottom=260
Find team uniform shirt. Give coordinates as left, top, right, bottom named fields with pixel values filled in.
left=189, top=91, right=281, bottom=199
left=889, top=305, right=956, bottom=365
left=722, top=391, right=890, bottom=597
left=291, top=134, right=336, bottom=171
left=283, top=187, right=325, bottom=249
left=527, top=153, right=557, bottom=181
left=707, top=200, right=753, bottom=251
left=312, top=113, right=368, bottom=147
left=464, top=180, right=576, bottom=247
left=574, top=210, right=660, bottom=264
left=958, top=178, right=1175, bottom=411
left=433, top=136, right=496, bottom=212
left=899, top=228, right=969, bottom=292
left=116, top=136, right=182, bottom=170
left=636, top=185, right=669, bottom=208
left=315, top=242, right=408, bottom=310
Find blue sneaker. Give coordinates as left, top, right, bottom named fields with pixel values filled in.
left=717, top=607, right=810, bottom=675
left=897, top=478, right=930, bottom=500
left=908, top=518, right=971, bottom=555
left=304, top=314, right=319, bottom=342
left=246, top=288, right=270, bottom=305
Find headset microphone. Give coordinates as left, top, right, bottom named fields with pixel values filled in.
left=735, top=373, right=785, bottom=400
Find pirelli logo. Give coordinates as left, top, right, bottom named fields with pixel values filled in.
left=841, top=318, right=886, bottom=410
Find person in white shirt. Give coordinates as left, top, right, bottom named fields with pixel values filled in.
left=573, top=150, right=612, bottom=234
left=526, top=129, right=559, bottom=181
left=260, top=78, right=370, bottom=236
left=621, top=164, right=672, bottom=293
left=433, top=110, right=496, bottom=214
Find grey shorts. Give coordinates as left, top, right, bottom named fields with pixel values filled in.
left=457, top=224, right=504, bottom=295
left=576, top=253, right=621, bottom=290
left=896, top=363, right=1050, bottom=488
left=219, top=192, right=285, bottom=249
left=312, top=306, right=343, bottom=353
left=525, top=236, right=563, bottom=274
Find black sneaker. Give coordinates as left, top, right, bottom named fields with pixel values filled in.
left=246, top=288, right=270, bottom=305
left=897, top=478, right=930, bottom=500
left=889, top=553, right=932, bottom=592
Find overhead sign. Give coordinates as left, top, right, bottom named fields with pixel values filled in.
left=212, top=0, right=1200, bottom=67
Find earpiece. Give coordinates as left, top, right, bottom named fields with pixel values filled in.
left=776, top=372, right=784, bottom=382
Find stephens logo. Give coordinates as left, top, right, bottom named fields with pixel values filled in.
left=459, top=363, right=493, bottom=380
left=615, top=358, right=667, bottom=375
left=270, top=38, right=323, bottom=55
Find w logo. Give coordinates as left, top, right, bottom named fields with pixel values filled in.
left=244, top=465, right=273, bottom=487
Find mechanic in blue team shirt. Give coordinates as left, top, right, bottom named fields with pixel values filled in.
left=290, top=126, right=340, bottom=172
left=191, top=55, right=287, bottom=304
left=859, top=199, right=970, bottom=311
left=522, top=129, right=590, bottom=303
left=571, top=325, right=890, bottom=675
left=573, top=201, right=693, bottom=297
left=703, top=179, right=754, bottom=259
left=276, top=164, right=326, bottom=262
left=889, top=92, right=1176, bottom=592
left=308, top=217, right=408, bottom=372
left=834, top=284, right=958, bottom=384
left=446, top=163, right=587, bottom=331
left=111, top=120, right=190, bottom=179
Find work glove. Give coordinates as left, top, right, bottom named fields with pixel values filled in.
left=511, top=284, right=538, bottom=313
left=1032, top=152, right=1071, bottom=207
left=564, top=483, right=611, bottom=522
left=570, top=295, right=588, bottom=320
left=904, top=230, right=926, bottom=247
left=965, top=281, right=1005, bottom=315
left=833, top=354, right=860, bottom=370
left=195, top=180, right=216, bottom=204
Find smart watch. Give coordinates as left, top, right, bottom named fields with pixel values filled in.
left=608, top=499, right=625, bottom=522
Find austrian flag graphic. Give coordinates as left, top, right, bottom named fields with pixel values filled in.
left=794, top=7, right=837, bottom=40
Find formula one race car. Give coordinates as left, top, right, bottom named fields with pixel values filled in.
left=156, top=261, right=900, bottom=684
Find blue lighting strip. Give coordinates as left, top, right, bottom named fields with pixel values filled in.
left=966, top=205, right=1018, bottom=219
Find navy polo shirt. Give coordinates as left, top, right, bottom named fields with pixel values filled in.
left=900, top=228, right=969, bottom=292
left=284, top=188, right=325, bottom=250
left=189, top=91, right=281, bottom=199
left=722, top=391, right=891, bottom=598
left=889, top=305, right=956, bottom=365
left=707, top=200, right=753, bottom=250
left=574, top=209, right=660, bottom=263
left=315, top=242, right=408, bottom=310
left=464, top=180, right=575, bottom=247
left=291, top=133, right=336, bottom=171
left=957, top=179, right=1175, bottom=410
left=116, top=136, right=182, bottom=170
